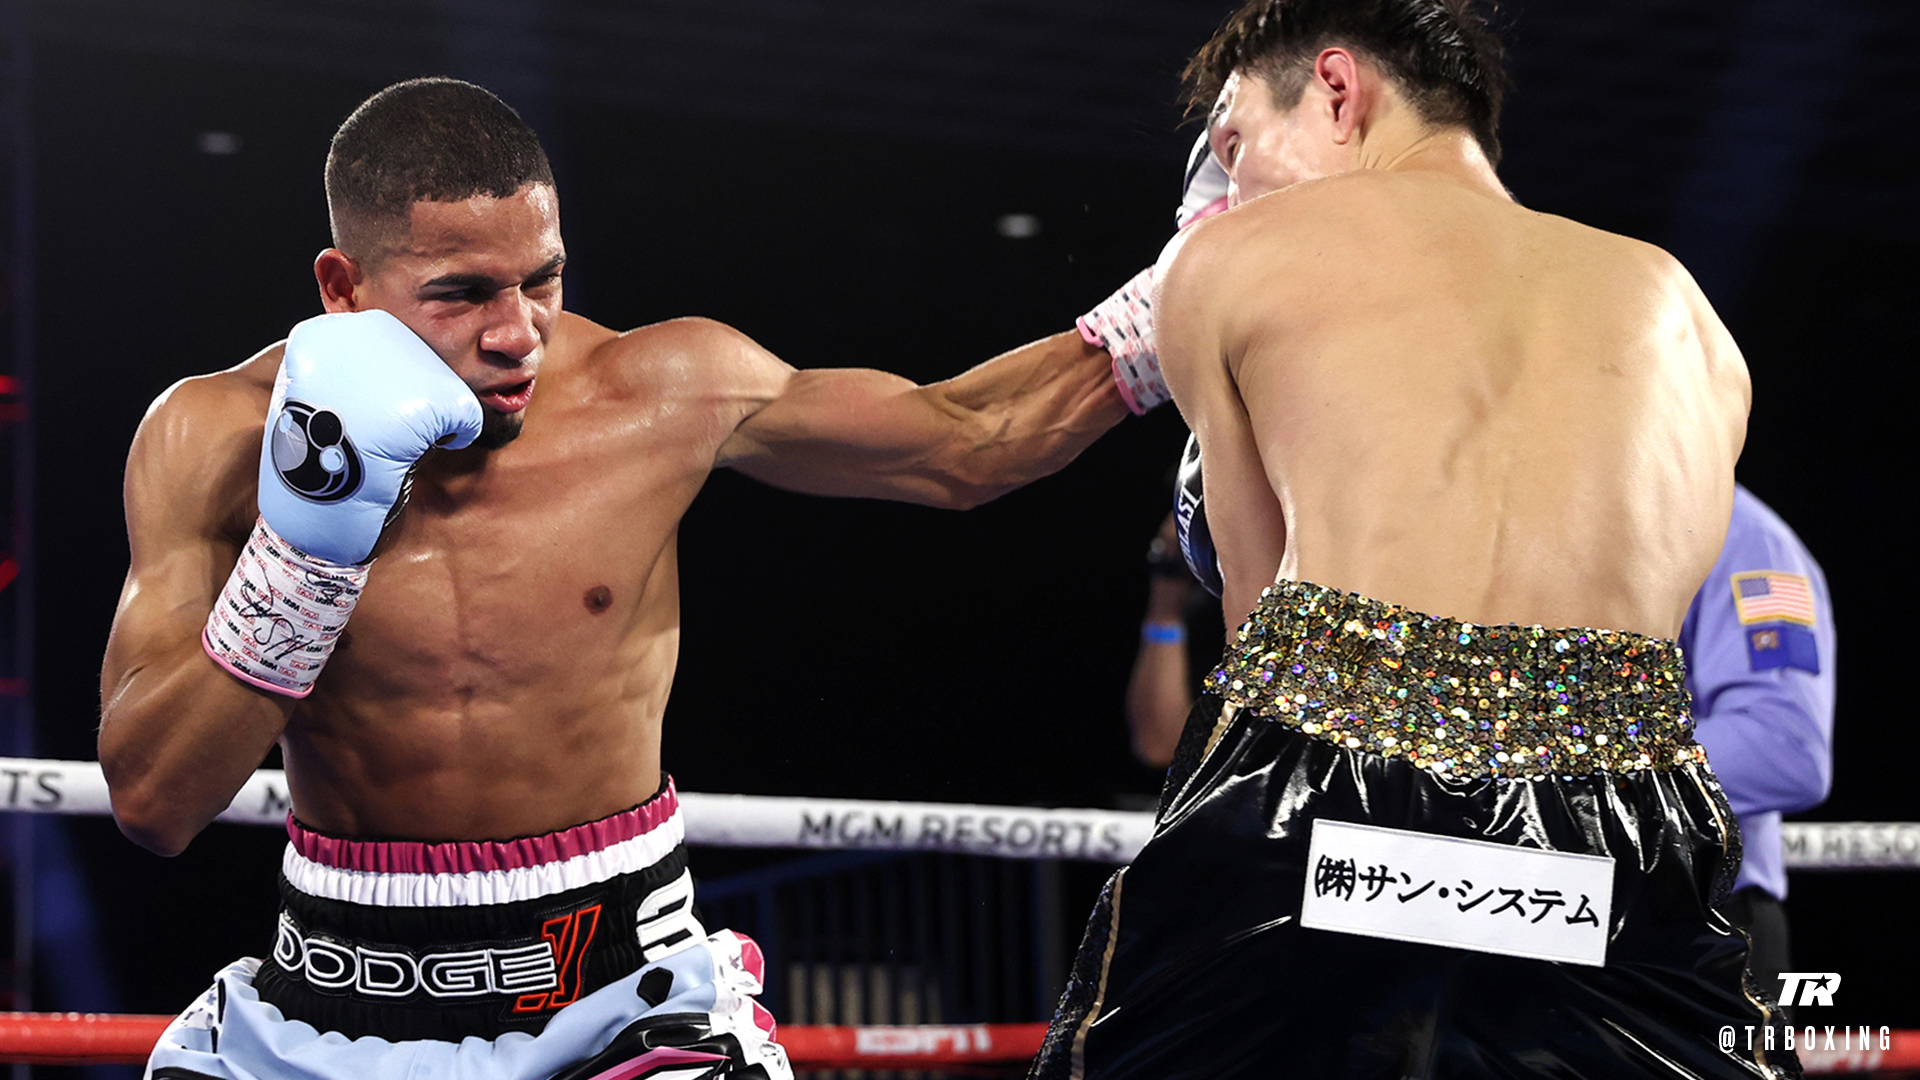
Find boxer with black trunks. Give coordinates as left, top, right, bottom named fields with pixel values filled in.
left=1033, top=2, right=1798, bottom=1077
left=97, top=78, right=1163, bottom=1080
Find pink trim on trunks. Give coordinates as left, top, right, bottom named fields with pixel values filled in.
left=287, top=778, right=680, bottom=875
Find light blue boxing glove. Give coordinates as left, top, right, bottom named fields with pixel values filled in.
left=261, top=309, right=484, bottom=566
left=203, top=310, right=483, bottom=697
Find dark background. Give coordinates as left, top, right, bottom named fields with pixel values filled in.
left=2, top=0, right=1916, bottom=1061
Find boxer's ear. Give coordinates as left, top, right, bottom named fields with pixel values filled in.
left=1315, top=48, right=1366, bottom=146
left=315, top=249, right=363, bottom=313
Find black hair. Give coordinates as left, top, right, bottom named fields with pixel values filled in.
left=325, top=77, right=554, bottom=259
left=1183, top=0, right=1508, bottom=165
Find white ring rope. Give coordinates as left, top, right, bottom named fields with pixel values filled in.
left=0, top=758, right=1150, bottom=862
left=1, top=758, right=1912, bottom=870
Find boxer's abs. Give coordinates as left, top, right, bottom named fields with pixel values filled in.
left=281, top=651, right=673, bottom=843
left=271, top=445, right=694, bottom=842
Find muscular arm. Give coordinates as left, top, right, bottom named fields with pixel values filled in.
left=98, top=373, right=293, bottom=856
left=715, top=324, right=1131, bottom=509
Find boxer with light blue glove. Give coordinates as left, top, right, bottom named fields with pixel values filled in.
left=202, top=309, right=483, bottom=697
left=114, top=76, right=1140, bottom=1080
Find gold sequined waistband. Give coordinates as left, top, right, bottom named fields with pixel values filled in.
left=1208, top=581, right=1703, bottom=781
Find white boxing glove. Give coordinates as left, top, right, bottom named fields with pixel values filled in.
left=1080, top=133, right=1230, bottom=414
left=1176, top=132, right=1231, bottom=229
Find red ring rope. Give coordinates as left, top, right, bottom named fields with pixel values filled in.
left=3, top=1013, right=1916, bottom=1074
left=0, top=1012, right=1048, bottom=1069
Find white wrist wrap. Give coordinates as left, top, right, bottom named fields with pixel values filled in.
left=1078, top=264, right=1169, bottom=414
left=202, top=516, right=369, bottom=698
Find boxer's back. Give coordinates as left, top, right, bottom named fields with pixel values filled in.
left=1166, top=170, right=1749, bottom=637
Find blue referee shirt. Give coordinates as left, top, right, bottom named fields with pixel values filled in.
left=1680, top=485, right=1837, bottom=900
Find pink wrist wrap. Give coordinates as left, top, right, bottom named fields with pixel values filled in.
left=1078, top=264, right=1169, bottom=414
left=202, top=516, right=369, bottom=698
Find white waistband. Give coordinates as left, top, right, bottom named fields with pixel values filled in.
left=281, top=811, right=686, bottom=907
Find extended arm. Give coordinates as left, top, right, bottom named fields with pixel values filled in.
left=717, top=135, right=1236, bottom=504
left=718, top=327, right=1130, bottom=509
left=99, top=375, right=295, bottom=856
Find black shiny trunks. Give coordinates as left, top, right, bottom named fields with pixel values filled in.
left=1032, top=582, right=1798, bottom=1080
left=253, top=778, right=706, bottom=1042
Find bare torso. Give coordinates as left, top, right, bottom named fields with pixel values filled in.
left=1164, top=169, right=1749, bottom=637
left=101, top=287, right=1117, bottom=853
left=179, top=313, right=749, bottom=840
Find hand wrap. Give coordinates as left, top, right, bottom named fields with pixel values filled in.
left=1079, top=265, right=1166, bottom=415
left=1082, top=135, right=1234, bottom=415
left=202, top=517, right=368, bottom=698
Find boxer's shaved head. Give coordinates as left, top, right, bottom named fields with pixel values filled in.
left=1183, top=0, right=1508, bottom=165
left=326, top=77, right=554, bottom=263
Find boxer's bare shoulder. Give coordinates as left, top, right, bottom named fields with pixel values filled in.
left=126, top=344, right=290, bottom=545
left=547, top=312, right=792, bottom=455
left=136, top=344, right=280, bottom=444
left=1158, top=167, right=1749, bottom=634
left=601, top=315, right=788, bottom=407
left=1167, top=168, right=1747, bottom=399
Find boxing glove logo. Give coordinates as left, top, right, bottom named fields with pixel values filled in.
left=271, top=400, right=365, bottom=502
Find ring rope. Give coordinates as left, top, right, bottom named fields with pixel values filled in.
left=0, top=1012, right=1049, bottom=1068
left=0, top=1013, right=1913, bottom=1073
left=2, top=758, right=1915, bottom=869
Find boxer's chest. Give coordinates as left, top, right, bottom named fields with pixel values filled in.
left=325, top=400, right=711, bottom=693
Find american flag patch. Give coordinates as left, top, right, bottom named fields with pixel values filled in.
left=1731, top=571, right=1816, bottom=627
